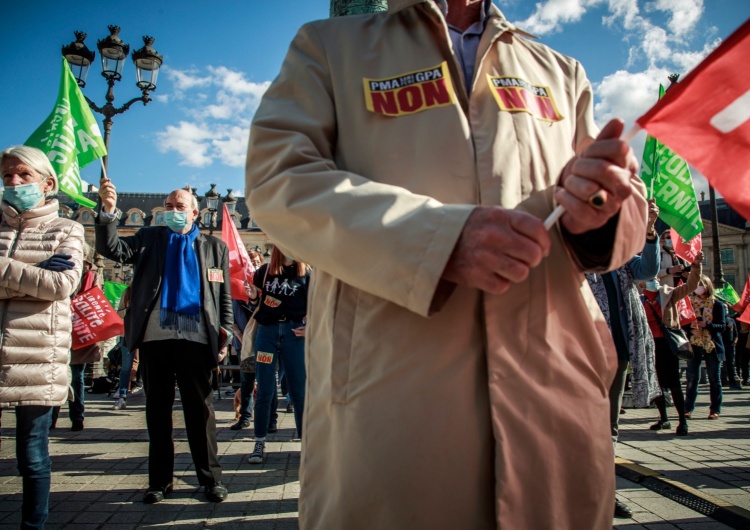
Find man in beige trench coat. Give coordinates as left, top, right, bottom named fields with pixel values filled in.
left=245, top=1, right=648, bottom=529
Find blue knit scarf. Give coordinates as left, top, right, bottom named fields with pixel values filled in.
left=160, top=223, right=201, bottom=331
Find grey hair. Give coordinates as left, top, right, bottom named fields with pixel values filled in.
left=164, top=188, right=199, bottom=211
left=0, top=145, right=59, bottom=195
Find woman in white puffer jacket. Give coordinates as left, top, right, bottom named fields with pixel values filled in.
left=0, top=145, right=84, bottom=529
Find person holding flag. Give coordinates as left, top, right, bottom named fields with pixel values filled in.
left=95, top=181, right=233, bottom=504
left=0, top=145, right=85, bottom=529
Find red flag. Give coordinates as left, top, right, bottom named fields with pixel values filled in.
left=636, top=18, right=750, bottom=220
left=220, top=203, right=256, bottom=301
left=670, top=228, right=702, bottom=263
left=738, top=305, right=750, bottom=325
left=71, top=286, right=124, bottom=350
left=733, top=276, right=750, bottom=313
left=676, top=295, right=697, bottom=326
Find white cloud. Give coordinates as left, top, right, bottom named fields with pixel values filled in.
left=652, top=0, right=703, bottom=36
left=164, top=66, right=212, bottom=93
left=517, top=0, right=603, bottom=35
left=155, top=121, right=214, bottom=167
left=154, top=66, right=270, bottom=168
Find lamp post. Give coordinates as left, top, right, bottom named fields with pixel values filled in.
left=205, top=184, right=221, bottom=236
left=62, top=26, right=163, bottom=180
left=709, top=186, right=726, bottom=288
left=221, top=189, right=238, bottom=227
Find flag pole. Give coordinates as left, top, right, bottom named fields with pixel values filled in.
left=99, top=158, right=109, bottom=181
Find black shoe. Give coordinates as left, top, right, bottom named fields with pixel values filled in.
left=71, top=420, right=84, bottom=432
left=649, top=419, right=671, bottom=431
left=614, top=498, right=633, bottom=518
left=286, top=402, right=294, bottom=413
left=143, top=483, right=173, bottom=504
left=205, top=482, right=228, bottom=502
left=268, top=422, right=278, bottom=433
left=230, top=420, right=250, bottom=431
left=676, top=422, right=688, bottom=436
left=730, top=380, right=743, bottom=390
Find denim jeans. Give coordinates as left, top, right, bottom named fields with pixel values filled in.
left=16, top=406, right=54, bottom=530
left=239, top=371, right=255, bottom=423
left=69, top=364, right=85, bottom=422
left=117, top=344, right=135, bottom=398
left=253, top=320, right=306, bottom=438
left=685, top=348, right=722, bottom=414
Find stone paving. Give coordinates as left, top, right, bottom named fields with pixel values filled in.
left=0, top=382, right=749, bottom=529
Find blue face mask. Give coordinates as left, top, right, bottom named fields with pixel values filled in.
left=644, top=280, right=660, bottom=292
left=3, top=182, right=45, bottom=212
left=664, top=240, right=673, bottom=249
left=164, top=210, right=190, bottom=232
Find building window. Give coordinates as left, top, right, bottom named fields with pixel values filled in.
left=130, top=212, right=140, bottom=222
left=721, top=248, right=734, bottom=264
left=725, top=274, right=736, bottom=288
left=80, top=211, right=92, bottom=223
left=154, top=211, right=165, bottom=226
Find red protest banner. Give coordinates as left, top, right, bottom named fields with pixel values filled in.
left=71, top=286, right=124, bottom=350
left=220, top=203, right=256, bottom=301
left=670, top=228, right=702, bottom=263
left=734, top=276, right=750, bottom=313
left=635, top=18, right=750, bottom=221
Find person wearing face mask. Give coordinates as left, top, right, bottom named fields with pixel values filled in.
left=0, top=145, right=85, bottom=529
left=95, top=181, right=233, bottom=504
left=684, top=275, right=727, bottom=420
left=245, top=245, right=310, bottom=465
left=641, top=250, right=704, bottom=436
left=657, top=232, right=690, bottom=288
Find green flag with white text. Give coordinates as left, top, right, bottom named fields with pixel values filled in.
left=715, top=283, right=740, bottom=306
left=25, top=57, right=107, bottom=208
left=640, top=84, right=703, bottom=241
left=103, top=281, right=129, bottom=311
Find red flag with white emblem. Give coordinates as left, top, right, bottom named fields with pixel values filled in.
left=670, top=228, right=702, bottom=263
left=635, top=18, right=750, bottom=220
left=220, top=203, right=256, bottom=301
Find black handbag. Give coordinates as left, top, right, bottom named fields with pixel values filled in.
left=646, top=300, right=694, bottom=360
left=660, top=324, right=694, bottom=360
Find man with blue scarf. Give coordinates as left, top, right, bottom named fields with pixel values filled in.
left=95, top=182, right=233, bottom=504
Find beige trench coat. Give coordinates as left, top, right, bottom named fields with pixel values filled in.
left=246, top=1, right=648, bottom=528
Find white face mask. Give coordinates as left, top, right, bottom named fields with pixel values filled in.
left=695, top=285, right=707, bottom=297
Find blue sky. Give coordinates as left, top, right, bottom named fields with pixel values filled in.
left=2, top=0, right=748, bottom=199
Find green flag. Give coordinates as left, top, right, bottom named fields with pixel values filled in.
left=25, top=57, right=107, bottom=208
left=640, top=84, right=703, bottom=241
left=715, top=283, right=740, bottom=306
left=103, top=281, right=129, bottom=311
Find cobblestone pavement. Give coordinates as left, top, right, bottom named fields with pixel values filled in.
left=1, top=382, right=749, bottom=529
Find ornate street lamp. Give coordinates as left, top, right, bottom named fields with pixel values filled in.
left=205, top=184, right=221, bottom=235
left=222, top=188, right=238, bottom=221
left=62, top=26, right=163, bottom=179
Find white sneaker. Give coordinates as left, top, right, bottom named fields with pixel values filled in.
left=112, top=397, right=127, bottom=410
left=248, top=441, right=265, bottom=464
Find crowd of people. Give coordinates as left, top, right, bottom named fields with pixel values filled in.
left=1, top=2, right=748, bottom=530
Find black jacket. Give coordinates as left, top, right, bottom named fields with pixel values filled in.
left=95, top=218, right=233, bottom=366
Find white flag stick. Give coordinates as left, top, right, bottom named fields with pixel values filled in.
left=543, top=124, right=644, bottom=231
left=99, top=158, right=109, bottom=181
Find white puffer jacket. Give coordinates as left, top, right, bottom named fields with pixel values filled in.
left=0, top=199, right=84, bottom=407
